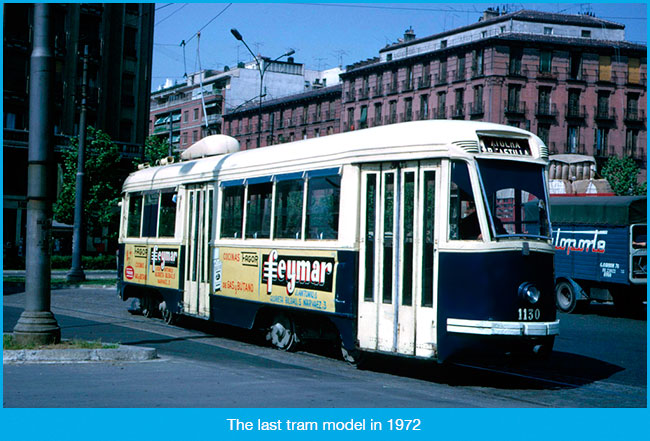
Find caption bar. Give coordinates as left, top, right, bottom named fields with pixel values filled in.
left=226, top=418, right=422, bottom=432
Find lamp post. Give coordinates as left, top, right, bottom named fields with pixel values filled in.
left=230, top=28, right=294, bottom=148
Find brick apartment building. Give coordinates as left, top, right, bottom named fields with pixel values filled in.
left=339, top=9, right=646, bottom=180
left=225, top=8, right=646, bottom=182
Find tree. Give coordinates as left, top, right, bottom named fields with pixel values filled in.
left=54, top=127, right=130, bottom=246
left=601, top=156, right=647, bottom=196
left=141, top=135, right=175, bottom=165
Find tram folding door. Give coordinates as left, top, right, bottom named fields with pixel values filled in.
left=357, top=162, right=440, bottom=358
left=184, top=184, right=214, bottom=317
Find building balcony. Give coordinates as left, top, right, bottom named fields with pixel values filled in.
left=625, top=145, right=645, bottom=163
left=469, top=101, right=484, bottom=117
left=626, top=72, right=647, bottom=88
left=386, top=83, right=399, bottom=96
left=566, top=68, right=588, bottom=83
left=287, top=118, right=296, bottom=128
left=324, top=111, right=335, bottom=121
left=564, top=143, right=586, bottom=155
left=450, top=105, right=465, bottom=119
left=537, top=67, right=559, bottom=81
left=435, top=107, right=446, bottom=119
left=417, top=75, right=431, bottom=89
left=372, top=85, right=384, bottom=97
left=506, top=63, right=526, bottom=78
left=401, top=80, right=414, bottom=93
left=471, top=67, right=484, bottom=79
left=451, top=69, right=465, bottom=83
left=356, top=119, right=369, bottom=130
left=400, top=112, right=414, bottom=122
left=384, top=114, right=398, bottom=125
left=505, top=100, right=526, bottom=115
left=434, top=73, right=447, bottom=86
left=593, top=144, right=613, bottom=158
left=416, top=110, right=430, bottom=120
left=565, top=105, right=587, bottom=119
left=535, top=103, right=558, bottom=118
left=624, top=108, right=645, bottom=124
left=370, top=117, right=383, bottom=127
left=594, top=106, right=616, bottom=122
left=311, top=112, right=321, bottom=123
left=358, top=87, right=370, bottom=101
left=344, top=90, right=356, bottom=103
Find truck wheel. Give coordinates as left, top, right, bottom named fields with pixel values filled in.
left=555, top=281, right=577, bottom=313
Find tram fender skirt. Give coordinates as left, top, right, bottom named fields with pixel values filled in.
left=334, top=251, right=358, bottom=315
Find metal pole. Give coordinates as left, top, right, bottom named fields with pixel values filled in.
left=258, top=64, right=263, bottom=148
left=67, top=45, right=89, bottom=282
left=13, top=3, right=61, bottom=345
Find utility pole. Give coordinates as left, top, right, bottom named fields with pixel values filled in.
left=13, top=3, right=61, bottom=345
left=67, top=45, right=89, bottom=282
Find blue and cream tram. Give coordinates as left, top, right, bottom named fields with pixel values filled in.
left=118, top=120, right=558, bottom=362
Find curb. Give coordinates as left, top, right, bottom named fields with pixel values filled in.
left=3, top=345, right=157, bottom=364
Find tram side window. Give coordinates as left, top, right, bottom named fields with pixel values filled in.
left=158, top=191, right=177, bottom=238
left=127, top=193, right=143, bottom=237
left=274, top=179, right=304, bottom=239
left=306, top=175, right=341, bottom=240
left=142, top=192, right=160, bottom=237
left=449, top=161, right=481, bottom=240
left=246, top=182, right=272, bottom=239
left=221, top=186, right=244, bottom=238
left=449, top=161, right=480, bottom=240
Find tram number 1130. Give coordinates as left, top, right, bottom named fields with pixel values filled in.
left=518, top=308, right=541, bottom=321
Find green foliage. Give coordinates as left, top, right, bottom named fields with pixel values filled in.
left=601, top=156, right=647, bottom=196
left=53, top=127, right=129, bottom=243
left=50, top=254, right=116, bottom=270
left=140, top=135, right=175, bottom=166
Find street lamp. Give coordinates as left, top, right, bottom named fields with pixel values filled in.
left=231, top=28, right=294, bottom=148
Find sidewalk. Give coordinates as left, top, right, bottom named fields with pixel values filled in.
left=3, top=269, right=117, bottom=279
left=3, top=269, right=117, bottom=295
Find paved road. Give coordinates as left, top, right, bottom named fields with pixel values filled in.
left=3, top=287, right=646, bottom=408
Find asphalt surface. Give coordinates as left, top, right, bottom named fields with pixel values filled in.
left=3, top=286, right=646, bottom=409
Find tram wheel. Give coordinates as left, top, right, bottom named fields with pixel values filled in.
left=141, top=295, right=155, bottom=319
left=555, top=280, right=577, bottom=313
left=340, top=344, right=365, bottom=366
left=160, top=301, right=177, bottom=325
left=266, top=315, right=298, bottom=351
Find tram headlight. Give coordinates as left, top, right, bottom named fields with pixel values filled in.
left=518, top=282, right=541, bottom=304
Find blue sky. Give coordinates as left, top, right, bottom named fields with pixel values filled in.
left=153, top=2, right=648, bottom=89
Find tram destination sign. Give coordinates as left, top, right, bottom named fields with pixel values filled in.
left=478, top=136, right=531, bottom=156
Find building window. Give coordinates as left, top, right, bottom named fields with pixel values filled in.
left=347, top=107, right=355, bottom=130
left=360, top=105, right=368, bottom=128
left=182, top=133, right=187, bottom=145
left=537, top=124, right=550, bottom=146
left=419, top=94, right=429, bottom=120
left=507, top=85, right=521, bottom=112
left=597, top=92, right=610, bottom=118
left=389, top=100, right=397, bottom=124
left=509, top=47, right=522, bottom=75
left=538, top=87, right=552, bottom=115
left=472, top=85, right=483, bottom=114
left=544, top=27, right=553, bottom=35
left=595, top=128, right=609, bottom=157
left=183, top=111, right=189, bottom=122
left=472, top=49, right=484, bottom=77
left=193, top=108, right=199, bottom=120
left=627, top=94, right=639, bottom=119
left=374, top=102, right=383, bottom=126
left=440, top=40, right=447, bottom=48
left=540, top=51, right=552, bottom=73
left=437, top=91, right=446, bottom=118
left=581, top=30, right=591, bottom=38
left=387, top=54, right=393, bottom=61
left=567, top=126, right=579, bottom=153
left=626, top=129, right=639, bottom=157
left=599, top=56, right=612, bottom=82
left=628, top=58, right=640, bottom=84
left=569, top=52, right=583, bottom=80
left=500, top=26, right=506, bottom=33
left=192, top=130, right=198, bottom=143
left=404, top=98, right=413, bottom=122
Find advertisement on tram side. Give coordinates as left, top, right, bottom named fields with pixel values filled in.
left=123, top=244, right=181, bottom=290
left=214, top=247, right=337, bottom=313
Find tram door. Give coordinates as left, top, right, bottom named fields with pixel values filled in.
left=358, top=162, right=440, bottom=358
left=184, top=184, right=214, bottom=317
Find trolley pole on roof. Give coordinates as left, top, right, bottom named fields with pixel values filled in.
left=67, top=45, right=89, bottom=282
left=13, top=3, right=61, bottom=345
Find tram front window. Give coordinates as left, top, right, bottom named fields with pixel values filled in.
left=477, top=159, right=550, bottom=239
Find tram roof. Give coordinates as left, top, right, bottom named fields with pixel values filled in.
left=124, top=120, right=544, bottom=191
